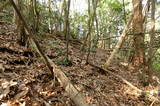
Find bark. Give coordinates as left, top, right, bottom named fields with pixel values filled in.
left=13, top=0, right=28, bottom=46
left=0, top=0, right=10, bottom=11
left=64, top=0, right=71, bottom=59
left=30, top=0, right=36, bottom=33
left=33, top=0, right=39, bottom=33
left=12, top=0, right=17, bottom=23
left=122, top=0, right=127, bottom=24
left=86, top=0, right=93, bottom=63
left=132, top=0, right=145, bottom=67
left=146, top=0, right=156, bottom=83
left=92, top=0, right=99, bottom=46
left=48, top=0, right=52, bottom=33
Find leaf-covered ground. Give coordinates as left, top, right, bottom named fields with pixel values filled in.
left=0, top=22, right=160, bottom=106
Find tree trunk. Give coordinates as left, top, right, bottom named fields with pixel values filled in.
left=146, top=0, right=156, bottom=83
left=64, top=0, right=71, bottom=60
left=14, top=0, right=28, bottom=46
left=48, top=0, right=52, bottom=33
left=33, top=0, right=39, bottom=33
left=132, top=0, right=145, bottom=67
left=92, top=0, right=99, bottom=47
left=86, top=0, right=93, bottom=63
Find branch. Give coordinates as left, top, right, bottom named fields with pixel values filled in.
left=88, top=61, right=159, bottom=101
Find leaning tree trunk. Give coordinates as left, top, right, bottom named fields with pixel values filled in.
left=132, top=0, right=145, bottom=67
left=103, top=12, right=134, bottom=69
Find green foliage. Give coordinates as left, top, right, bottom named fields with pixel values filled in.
left=1, top=15, right=12, bottom=22
left=55, top=48, right=63, bottom=56
left=96, top=0, right=129, bottom=48
left=153, top=62, right=160, bottom=72
left=1, top=2, right=13, bottom=22
left=70, top=13, right=88, bottom=39
left=55, top=57, right=72, bottom=66
left=47, top=40, right=60, bottom=47
left=152, top=49, right=160, bottom=72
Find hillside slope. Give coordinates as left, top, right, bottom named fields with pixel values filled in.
left=0, top=22, right=159, bottom=106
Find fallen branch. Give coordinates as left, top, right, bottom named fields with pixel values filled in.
left=47, top=58, right=90, bottom=106
left=0, top=0, right=10, bottom=11
left=10, top=0, right=90, bottom=105
left=88, top=61, right=159, bottom=101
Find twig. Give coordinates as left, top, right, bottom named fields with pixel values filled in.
left=150, top=99, right=156, bottom=106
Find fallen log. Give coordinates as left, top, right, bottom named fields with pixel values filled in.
left=88, top=61, right=159, bottom=101
left=48, top=58, right=90, bottom=106
left=10, top=0, right=90, bottom=105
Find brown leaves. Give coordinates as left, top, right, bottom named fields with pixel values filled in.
left=1, top=22, right=160, bottom=105
left=0, top=80, right=18, bottom=100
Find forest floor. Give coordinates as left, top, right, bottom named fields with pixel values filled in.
left=0, top=22, right=160, bottom=106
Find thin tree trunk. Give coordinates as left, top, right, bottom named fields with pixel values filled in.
left=34, top=0, right=39, bottom=33
left=64, top=0, right=71, bottom=59
left=92, top=0, right=99, bottom=47
left=79, top=0, right=94, bottom=64
left=86, top=0, right=93, bottom=63
left=48, top=0, right=52, bottom=33
left=13, top=0, right=18, bottom=23
left=122, top=0, right=127, bottom=24
left=147, top=0, right=156, bottom=83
